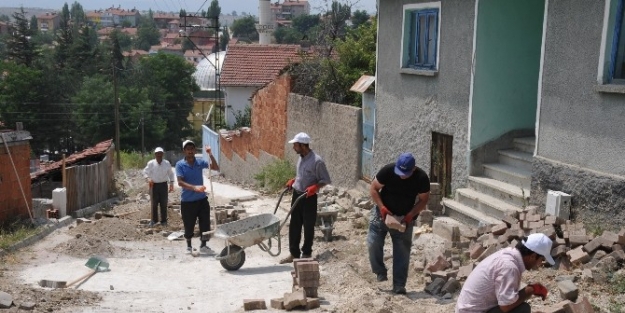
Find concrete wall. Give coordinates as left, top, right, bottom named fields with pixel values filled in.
left=470, top=0, right=543, bottom=149
left=219, top=150, right=280, bottom=185
left=532, top=0, right=625, bottom=226
left=286, top=94, right=362, bottom=189
left=376, top=0, right=475, bottom=191
left=0, top=135, right=32, bottom=222
left=224, top=86, right=257, bottom=127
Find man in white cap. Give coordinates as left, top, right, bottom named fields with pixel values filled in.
left=143, top=147, right=175, bottom=227
left=456, top=233, right=553, bottom=313
left=280, top=132, right=331, bottom=264
left=175, top=140, right=219, bottom=254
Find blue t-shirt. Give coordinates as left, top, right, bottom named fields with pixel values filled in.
left=175, top=157, right=210, bottom=202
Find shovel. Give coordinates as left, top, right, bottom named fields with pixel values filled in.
left=66, top=256, right=110, bottom=289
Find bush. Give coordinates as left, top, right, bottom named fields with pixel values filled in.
left=120, top=151, right=147, bottom=170
left=0, top=219, right=40, bottom=250
left=254, top=159, right=296, bottom=193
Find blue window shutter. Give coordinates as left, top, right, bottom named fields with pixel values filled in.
left=610, top=0, right=624, bottom=82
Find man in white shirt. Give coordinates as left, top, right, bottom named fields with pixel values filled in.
left=143, top=147, right=175, bottom=227
left=456, top=233, right=553, bottom=313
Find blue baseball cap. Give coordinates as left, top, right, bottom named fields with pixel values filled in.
left=394, top=153, right=416, bottom=176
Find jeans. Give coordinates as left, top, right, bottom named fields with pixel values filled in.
left=288, top=191, right=317, bottom=258
left=486, top=302, right=531, bottom=313
left=367, top=205, right=413, bottom=288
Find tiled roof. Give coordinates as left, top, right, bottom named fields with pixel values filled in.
left=220, top=44, right=303, bottom=87
left=31, top=139, right=113, bottom=180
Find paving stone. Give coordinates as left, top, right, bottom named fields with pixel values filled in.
left=243, top=299, right=267, bottom=311
left=542, top=300, right=573, bottom=313
left=569, top=235, right=589, bottom=247
left=18, top=302, right=35, bottom=310
left=608, top=249, right=625, bottom=262
left=501, top=214, right=519, bottom=227
left=457, top=263, right=474, bottom=280
left=270, top=298, right=284, bottom=310
left=552, top=245, right=569, bottom=257
left=424, top=277, right=446, bottom=295
left=491, top=223, right=508, bottom=236
left=433, top=220, right=460, bottom=242
left=563, top=297, right=595, bottom=313
left=566, top=246, right=590, bottom=264
left=477, top=245, right=498, bottom=262
left=305, top=298, right=320, bottom=310
left=426, top=255, right=451, bottom=272
left=595, top=256, right=618, bottom=272
left=283, top=289, right=307, bottom=310
left=558, top=280, right=579, bottom=302
left=0, top=291, right=12, bottom=309
left=591, top=250, right=607, bottom=260
left=441, top=278, right=461, bottom=295
left=583, top=237, right=608, bottom=254
left=556, top=256, right=573, bottom=271
left=613, top=244, right=623, bottom=252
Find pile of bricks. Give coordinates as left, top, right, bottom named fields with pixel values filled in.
left=420, top=206, right=625, bottom=312
left=243, top=258, right=321, bottom=311
left=213, top=205, right=247, bottom=225
left=46, top=209, right=59, bottom=219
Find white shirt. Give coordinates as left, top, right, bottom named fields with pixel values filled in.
left=143, top=159, right=175, bottom=184
left=456, top=247, right=525, bottom=313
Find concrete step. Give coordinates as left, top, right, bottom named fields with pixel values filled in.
left=483, top=163, right=531, bottom=189
left=455, top=188, right=523, bottom=220
left=498, top=149, right=533, bottom=172
left=513, top=137, right=535, bottom=154
left=442, top=198, right=501, bottom=227
left=468, top=176, right=530, bottom=208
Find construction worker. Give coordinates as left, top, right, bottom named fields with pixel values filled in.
left=175, top=140, right=219, bottom=254
left=280, top=132, right=331, bottom=264
left=367, top=152, right=430, bottom=294
left=143, top=147, right=174, bottom=227
left=455, top=233, right=553, bottom=313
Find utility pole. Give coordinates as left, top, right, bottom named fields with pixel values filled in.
left=141, top=113, right=145, bottom=157
left=113, top=62, right=121, bottom=170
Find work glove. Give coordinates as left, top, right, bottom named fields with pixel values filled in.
left=530, top=283, right=548, bottom=300
left=286, top=178, right=295, bottom=190
left=379, top=206, right=391, bottom=220
left=305, top=185, right=318, bottom=197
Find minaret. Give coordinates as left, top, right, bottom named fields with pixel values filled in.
left=256, top=0, right=273, bottom=44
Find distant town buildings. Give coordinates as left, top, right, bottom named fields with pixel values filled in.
left=270, top=0, right=310, bottom=26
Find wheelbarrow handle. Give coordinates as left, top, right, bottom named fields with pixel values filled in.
left=280, top=193, right=307, bottom=231
left=273, top=187, right=290, bottom=215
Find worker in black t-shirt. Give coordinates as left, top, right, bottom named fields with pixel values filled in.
left=367, top=152, right=430, bottom=295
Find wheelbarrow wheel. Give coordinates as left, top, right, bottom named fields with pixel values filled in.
left=219, top=245, right=246, bottom=271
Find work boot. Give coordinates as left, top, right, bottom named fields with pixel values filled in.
left=200, top=246, right=215, bottom=255
left=376, top=273, right=388, bottom=282
left=301, top=254, right=312, bottom=259
left=160, top=222, right=168, bottom=228
left=393, top=286, right=407, bottom=294
left=148, top=221, right=157, bottom=228
left=186, top=247, right=192, bottom=254
left=279, top=255, right=295, bottom=264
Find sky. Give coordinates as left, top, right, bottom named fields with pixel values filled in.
left=0, top=0, right=377, bottom=15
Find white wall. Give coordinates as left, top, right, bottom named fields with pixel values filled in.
left=224, top=86, right=257, bottom=127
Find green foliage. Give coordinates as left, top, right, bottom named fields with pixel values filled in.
left=6, top=7, right=39, bottom=67
left=254, top=160, right=296, bottom=193
left=135, top=11, right=161, bottom=51
left=121, top=20, right=132, bottom=28
left=220, top=27, right=230, bottom=51
left=207, top=0, right=221, bottom=19
left=610, top=273, right=625, bottom=294
left=0, top=220, right=40, bottom=250
left=292, top=14, right=320, bottom=34
left=231, top=16, right=258, bottom=40
left=351, top=10, right=370, bottom=29
left=120, top=151, right=148, bottom=169
left=274, top=27, right=303, bottom=44
left=29, top=15, right=37, bottom=33
left=0, top=14, right=9, bottom=22
left=231, top=106, right=251, bottom=129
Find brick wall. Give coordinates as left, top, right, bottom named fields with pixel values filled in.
left=219, top=75, right=291, bottom=183
left=0, top=141, right=33, bottom=222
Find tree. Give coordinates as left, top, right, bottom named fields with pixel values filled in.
left=55, top=3, right=73, bottom=68
left=231, top=11, right=237, bottom=17
left=134, top=11, right=160, bottom=51
left=207, top=0, right=221, bottom=19
left=274, top=27, right=302, bottom=44
left=5, top=7, right=39, bottom=67
left=121, top=19, right=131, bottom=28
left=0, top=14, right=9, bottom=22
left=220, top=27, right=230, bottom=51
left=351, top=10, right=370, bottom=29
left=292, top=14, right=320, bottom=34
left=70, top=1, right=86, bottom=34
left=230, top=16, right=257, bottom=40
left=29, top=15, right=37, bottom=32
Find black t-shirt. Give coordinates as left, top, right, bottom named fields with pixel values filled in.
left=376, top=163, right=431, bottom=216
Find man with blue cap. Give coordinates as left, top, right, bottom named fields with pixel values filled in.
left=367, top=152, right=430, bottom=294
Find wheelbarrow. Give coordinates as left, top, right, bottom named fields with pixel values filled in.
left=316, top=207, right=339, bottom=242
left=212, top=188, right=306, bottom=271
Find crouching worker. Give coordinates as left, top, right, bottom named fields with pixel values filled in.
left=455, top=233, right=554, bottom=313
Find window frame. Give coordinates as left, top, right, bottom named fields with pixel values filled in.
left=401, top=2, right=441, bottom=73
left=609, top=0, right=625, bottom=83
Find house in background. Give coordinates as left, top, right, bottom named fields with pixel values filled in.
left=219, top=44, right=304, bottom=128
left=375, top=0, right=625, bottom=227
left=36, top=12, right=61, bottom=32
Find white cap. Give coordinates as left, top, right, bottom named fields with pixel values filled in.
left=288, top=132, right=311, bottom=144
left=182, top=140, right=195, bottom=149
left=522, top=233, right=555, bottom=265
left=154, top=147, right=164, bottom=153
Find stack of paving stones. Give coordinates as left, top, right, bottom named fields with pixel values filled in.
left=213, top=205, right=247, bottom=225
left=420, top=206, right=625, bottom=312
left=247, top=258, right=321, bottom=311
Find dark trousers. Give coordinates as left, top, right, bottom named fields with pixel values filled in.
left=487, top=302, right=531, bottom=313
left=151, top=182, right=168, bottom=223
left=181, top=197, right=211, bottom=240
left=288, top=191, right=317, bottom=258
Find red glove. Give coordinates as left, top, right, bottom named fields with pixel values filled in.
left=286, top=178, right=295, bottom=189
left=403, top=213, right=414, bottom=224
left=379, top=206, right=391, bottom=220
left=305, top=185, right=318, bottom=197
left=530, top=283, right=548, bottom=300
